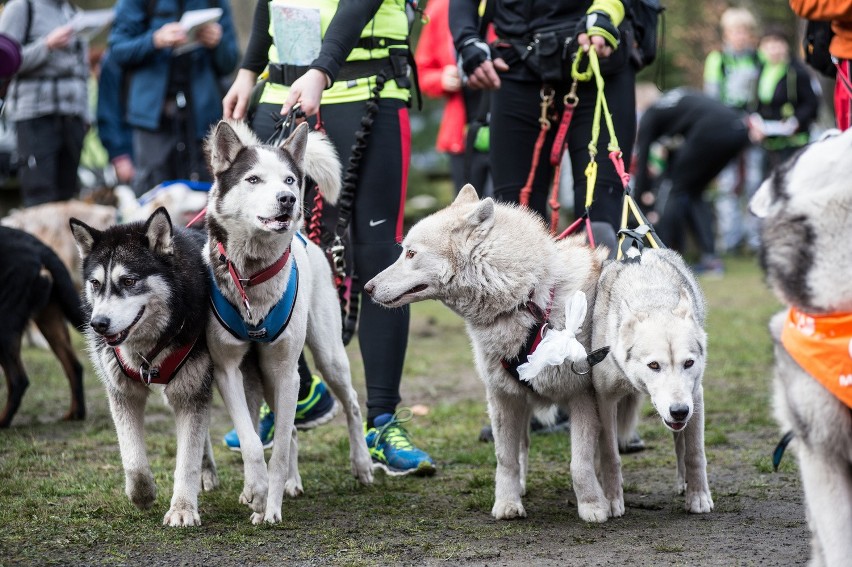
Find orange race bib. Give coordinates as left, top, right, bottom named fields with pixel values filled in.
left=780, top=307, right=852, bottom=409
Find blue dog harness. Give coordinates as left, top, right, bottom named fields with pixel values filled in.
left=210, top=233, right=307, bottom=343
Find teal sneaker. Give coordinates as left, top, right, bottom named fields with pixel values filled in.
left=295, top=374, right=340, bottom=430
left=365, top=409, right=436, bottom=477
left=223, top=402, right=275, bottom=452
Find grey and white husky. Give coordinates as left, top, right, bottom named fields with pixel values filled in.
left=365, top=185, right=611, bottom=522
left=203, top=120, right=372, bottom=525
left=70, top=208, right=219, bottom=527
left=591, top=248, right=713, bottom=517
left=750, top=128, right=852, bottom=567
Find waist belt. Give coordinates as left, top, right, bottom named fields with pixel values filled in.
left=268, top=57, right=413, bottom=87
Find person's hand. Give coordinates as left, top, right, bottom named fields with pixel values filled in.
left=577, top=32, right=613, bottom=59
left=153, top=22, right=188, bottom=49
left=196, top=23, right=222, bottom=49
left=441, top=65, right=462, bottom=93
left=466, top=58, right=508, bottom=90
left=281, top=68, right=329, bottom=116
left=575, top=11, right=619, bottom=59
left=45, top=24, right=74, bottom=50
left=222, top=68, right=258, bottom=120
left=112, top=155, right=136, bottom=184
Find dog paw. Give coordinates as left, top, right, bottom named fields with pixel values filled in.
left=491, top=499, right=527, bottom=520
left=264, top=507, right=283, bottom=524
left=284, top=477, right=304, bottom=498
left=201, top=467, right=220, bottom=492
left=685, top=490, right=714, bottom=514
left=126, top=470, right=157, bottom=510
left=352, top=463, right=374, bottom=486
left=609, top=496, right=625, bottom=518
left=578, top=500, right=610, bottom=523
left=163, top=502, right=201, bottom=527
left=250, top=511, right=265, bottom=525
left=239, top=479, right=268, bottom=514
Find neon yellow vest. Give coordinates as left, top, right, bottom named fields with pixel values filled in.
left=260, top=0, right=410, bottom=106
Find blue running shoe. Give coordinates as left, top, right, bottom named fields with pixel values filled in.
left=295, top=374, right=340, bottom=430
left=223, top=402, right=275, bottom=452
left=365, top=409, right=436, bottom=477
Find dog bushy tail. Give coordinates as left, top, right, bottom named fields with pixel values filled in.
left=306, top=131, right=342, bottom=205
left=38, top=243, right=85, bottom=331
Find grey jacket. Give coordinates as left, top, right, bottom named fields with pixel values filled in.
left=0, top=0, right=88, bottom=122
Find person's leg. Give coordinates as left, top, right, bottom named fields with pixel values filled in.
left=489, top=79, right=556, bottom=218
left=16, top=116, right=62, bottom=207
left=713, top=159, right=742, bottom=254
left=322, top=97, right=434, bottom=475
left=131, top=127, right=177, bottom=196
left=56, top=115, right=85, bottom=201
left=448, top=151, right=466, bottom=192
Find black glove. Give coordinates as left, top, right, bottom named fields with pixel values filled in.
left=575, top=11, right=620, bottom=50
left=457, top=37, right=492, bottom=76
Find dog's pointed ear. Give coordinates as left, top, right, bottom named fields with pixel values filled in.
left=748, top=177, right=774, bottom=219
left=672, top=287, right=693, bottom=319
left=454, top=184, right=479, bottom=206
left=145, top=207, right=174, bottom=256
left=206, top=121, right=244, bottom=175
left=69, top=217, right=99, bottom=258
left=281, top=122, right=309, bottom=165
left=465, top=197, right=495, bottom=238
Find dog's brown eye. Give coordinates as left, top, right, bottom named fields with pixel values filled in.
left=647, top=361, right=660, bottom=371
left=122, top=278, right=137, bottom=288
left=246, top=175, right=260, bottom=184
left=285, top=176, right=295, bottom=185
left=90, top=279, right=101, bottom=291
left=683, top=359, right=694, bottom=369
left=405, top=249, right=416, bottom=259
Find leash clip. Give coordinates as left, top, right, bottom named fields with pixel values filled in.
left=329, top=236, right=347, bottom=280
left=137, top=354, right=159, bottom=386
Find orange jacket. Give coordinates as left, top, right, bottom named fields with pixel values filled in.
left=790, top=0, right=852, bottom=59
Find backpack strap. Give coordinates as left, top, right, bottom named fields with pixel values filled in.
left=23, top=0, right=33, bottom=45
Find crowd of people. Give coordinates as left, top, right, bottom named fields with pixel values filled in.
left=0, top=0, right=849, bottom=477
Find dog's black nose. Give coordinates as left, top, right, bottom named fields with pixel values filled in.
left=669, top=403, right=689, bottom=422
left=277, top=192, right=297, bottom=208
left=363, top=282, right=375, bottom=296
left=90, top=316, right=110, bottom=335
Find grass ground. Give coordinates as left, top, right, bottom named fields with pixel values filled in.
left=0, top=256, right=809, bottom=566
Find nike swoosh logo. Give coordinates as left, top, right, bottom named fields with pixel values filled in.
left=369, top=219, right=387, bottom=227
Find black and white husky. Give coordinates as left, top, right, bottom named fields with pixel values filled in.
left=70, top=208, right=219, bottom=527
left=203, top=120, right=372, bottom=525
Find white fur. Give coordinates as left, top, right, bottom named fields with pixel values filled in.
left=365, top=185, right=610, bottom=522
left=204, top=121, right=372, bottom=525
left=751, top=128, right=852, bottom=567
left=592, top=248, right=713, bottom=517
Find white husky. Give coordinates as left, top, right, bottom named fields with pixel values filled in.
left=591, top=248, right=713, bottom=517
left=750, top=128, right=852, bottom=567
left=365, top=185, right=611, bottom=522
left=203, top=121, right=373, bottom=525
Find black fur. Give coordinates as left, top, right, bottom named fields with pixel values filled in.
left=0, top=226, right=85, bottom=427
left=759, top=212, right=815, bottom=310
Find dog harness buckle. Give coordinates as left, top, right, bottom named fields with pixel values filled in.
left=137, top=354, right=159, bottom=386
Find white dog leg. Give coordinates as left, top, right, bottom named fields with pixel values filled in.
left=674, top=428, right=686, bottom=494
left=201, top=429, right=219, bottom=492
left=106, top=385, right=157, bottom=510
left=487, top=388, right=528, bottom=520
left=306, top=326, right=373, bottom=485
left=262, top=360, right=300, bottom=524
left=798, top=444, right=852, bottom=567
left=162, top=402, right=208, bottom=527
left=214, top=364, right=268, bottom=521
left=682, top=387, right=713, bottom=513
left=518, top=404, right=533, bottom=496
left=566, top=390, right=609, bottom=523
left=596, top=393, right=624, bottom=518
left=285, top=426, right=303, bottom=498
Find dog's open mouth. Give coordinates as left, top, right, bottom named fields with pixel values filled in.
left=258, top=213, right=292, bottom=232
left=664, top=419, right=687, bottom=432
left=389, top=284, right=429, bottom=305
left=102, top=307, right=145, bottom=347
